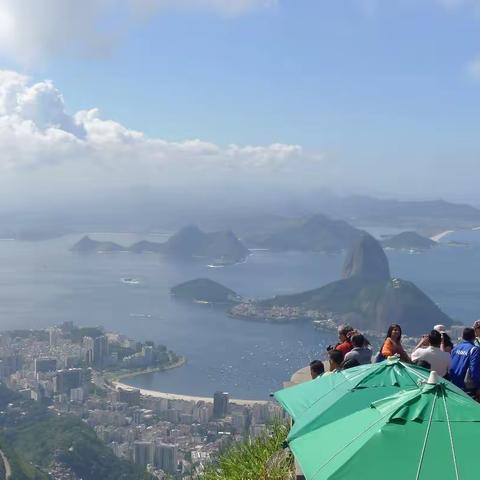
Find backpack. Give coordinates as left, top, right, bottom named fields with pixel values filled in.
left=375, top=351, right=386, bottom=363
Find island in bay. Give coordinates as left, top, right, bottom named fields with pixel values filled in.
left=381, top=231, right=437, bottom=251
left=71, top=225, right=249, bottom=265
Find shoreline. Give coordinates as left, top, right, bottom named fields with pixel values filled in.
left=112, top=380, right=269, bottom=405
left=111, top=356, right=268, bottom=405
left=107, top=355, right=187, bottom=383
left=430, top=229, right=454, bottom=242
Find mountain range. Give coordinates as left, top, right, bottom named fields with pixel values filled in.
left=71, top=225, right=249, bottom=265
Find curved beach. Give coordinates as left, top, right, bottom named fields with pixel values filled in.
left=112, top=379, right=269, bottom=405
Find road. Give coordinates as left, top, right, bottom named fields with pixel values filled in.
left=0, top=449, right=12, bottom=479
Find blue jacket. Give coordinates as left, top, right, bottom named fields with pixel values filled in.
left=449, top=340, right=480, bottom=390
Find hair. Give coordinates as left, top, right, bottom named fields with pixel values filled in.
left=413, top=359, right=431, bottom=370
left=428, top=329, right=442, bottom=348
left=338, top=325, right=354, bottom=337
left=309, top=360, right=325, bottom=376
left=441, top=332, right=454, bottom=350
left=463, top=327, right=476, bottom=342
left=386, top=324, right=402, bottom=341
left=328, top=349, right=344, bottom=367
left=342, top=358, right=360, bottom=370
left=351, top=333, right=365, bottom=348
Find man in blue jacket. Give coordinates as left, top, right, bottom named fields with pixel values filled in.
left=449, top=327, right=480, bottom=400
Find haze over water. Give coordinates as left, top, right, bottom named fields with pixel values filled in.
left=1, top=229, right=479, bottom=400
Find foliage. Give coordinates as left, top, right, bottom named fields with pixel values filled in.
left=0, top=434, right=48, bottom=480
left=202, top=424, right=293, bottom=480
left=7, top=414, right=153, bottom=480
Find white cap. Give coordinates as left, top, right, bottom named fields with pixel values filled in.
left=433, top=324, right=447, bottom=333
left=427, top=371, right=439, bottom=385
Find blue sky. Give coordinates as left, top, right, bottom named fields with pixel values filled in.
left=1, top=0, right=480, bottom=203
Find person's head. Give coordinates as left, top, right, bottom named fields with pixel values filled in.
left=473, top=320, right=480, bottom=337
left=309, top=360, right=325, bottom=379
left=328, top=349, right=344, bottom=371
left=434, top=324, right=447, bottom=334
left=351, top=333, right=365, bottom=349
left=441, top=332, right=454, bottom=351
left=413, top=359, right=431, bottom=370
left=428, top=329, right=442, bottom=348
left=386, top=324, right=402, bottom=342
left=463, top=327, right=476, bottom=342
left=338, top=324, right=354, bottom=343
left=342, top=358, right=360, bottom=370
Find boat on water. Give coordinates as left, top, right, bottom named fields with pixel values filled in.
left=121, top=277, right=140, bottom=284
left=129, top=313, right=152, bottom=318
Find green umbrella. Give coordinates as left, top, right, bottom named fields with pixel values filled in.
left=274, top=357, right=434, bottom=431
left=288, top=371, right=480, bottom=479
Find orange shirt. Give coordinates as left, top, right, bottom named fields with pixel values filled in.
left=381, top=338, right=410, bottom=362
left=335, top=341, right=353, bottom=355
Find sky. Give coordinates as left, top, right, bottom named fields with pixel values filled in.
left=1, top=0, right=480, bottom=211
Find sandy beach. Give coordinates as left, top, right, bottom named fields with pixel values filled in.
left=112, top=380, right=269, bottom=405
left=430, top=230, right=454, bottom=242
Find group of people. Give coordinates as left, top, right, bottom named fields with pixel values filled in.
left=308, top=321, right=480, bottom=401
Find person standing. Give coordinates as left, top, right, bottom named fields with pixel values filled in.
left=473, top=320, right=480, bottom=347
left=344, top=334, right=372, bottom=365
left=380, top=324, right=410, bottom=362
left=325, top=349, right=344, bottom=375
left=449, top=327, right=480, bottom=400
left=309, top=360, right=325, bottom=379
left=411, top=330, right=451, bottom=377
left=334, top=325, right=354, bottom=355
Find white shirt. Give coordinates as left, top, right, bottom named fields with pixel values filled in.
left=411, top=346, right=451, bottom=377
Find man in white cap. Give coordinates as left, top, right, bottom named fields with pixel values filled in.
left=412, top=329, right=451, bottom=377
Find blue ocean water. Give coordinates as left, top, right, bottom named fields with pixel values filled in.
left=0, top=229, right=478, bottom=399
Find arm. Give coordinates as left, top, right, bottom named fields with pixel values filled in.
left=469, top=346, right=480, bottom=389
left=411, top=347, right=423, bottom=362
left=413, top=336, right=428, bottom=352
left=398, top=344, right=411, bottom=363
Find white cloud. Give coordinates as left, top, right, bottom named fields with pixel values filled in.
left=0, top=69, right=319, bottom=195
left=0, top=0, right=276, bottom=64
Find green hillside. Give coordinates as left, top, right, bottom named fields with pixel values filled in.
left=202, top=425, right=292, bottom=480
left=0, top=382, right=152, bottom=480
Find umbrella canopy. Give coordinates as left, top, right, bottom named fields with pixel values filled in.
left=274, top=357, right=436, bottom=434
left=289, top=372, right=480, bottom=479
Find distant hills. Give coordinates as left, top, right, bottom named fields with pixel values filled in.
left=245, top=214, right=364, bottom=253
left=173, top=234, right=453, bottom=334
left=71, top=226, right=249, bottom=264
left=231, top=234, right=453, bottom=335
left=312, top=195, right=480, bottom=230
left=71, top=235, right=125, bottom=253
left=381, top=231, right=437, bottom=251
left=342, top=233, right=390, bottom=280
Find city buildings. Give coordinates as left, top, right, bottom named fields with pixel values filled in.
left=213, top=391, right=229, bottom=418
left=0, top=323, right=284, bottom=479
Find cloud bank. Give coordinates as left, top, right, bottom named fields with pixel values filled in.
left=0, top=0, right=276, bottom=64
left=0, top=70, right=323, bottom=209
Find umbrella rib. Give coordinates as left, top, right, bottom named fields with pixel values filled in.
left=415, top=389, right=438, bottom=480
left=442, top=393, right=460, bottom=480
left=402, top=363, right=428, bottom=385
